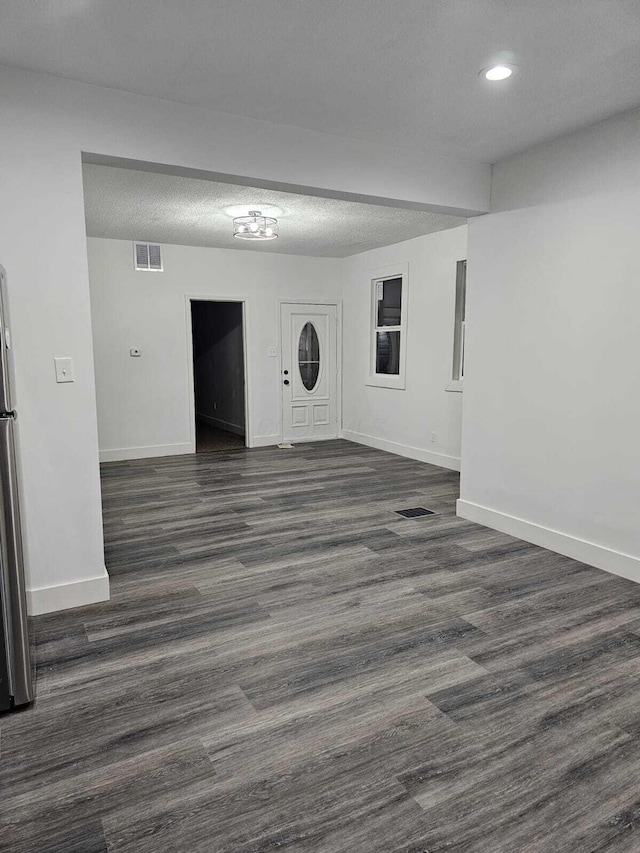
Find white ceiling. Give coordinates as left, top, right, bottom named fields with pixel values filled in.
left=3, top=2, right=640, bottom=163
left=82, top=165, right=466, bottom=257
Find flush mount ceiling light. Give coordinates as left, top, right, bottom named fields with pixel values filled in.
left=481, top=63, right=516, bottom=81
left=233, top=210, right=278, bottom=241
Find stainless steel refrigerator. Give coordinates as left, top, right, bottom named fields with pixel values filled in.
left=0, top=265, right=33, bottom=711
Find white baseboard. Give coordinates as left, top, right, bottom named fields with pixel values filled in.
left=286, top=434, right=339, bottom=444
left=250, top=434, right=281, bottom=448
left=99, top=442, right=193, bottom=462
left=341, top=430, right=461, bottom=472
left=457, top=499, right=640, bottom=585
left=27, top=568, right=110, bottom=616
left=196, top=412, right=245, bottom=437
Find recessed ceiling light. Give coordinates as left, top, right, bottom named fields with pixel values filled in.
left=482, top=64, right=515, bottom=81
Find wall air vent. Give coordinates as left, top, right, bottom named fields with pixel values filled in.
left=133, top=242, right=163, bottom=272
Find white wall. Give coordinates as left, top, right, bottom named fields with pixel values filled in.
left=0, top=64, right=488, bottom=613
left=460, top=107, right=640, bottom=582
left=192, top=301, right=245, bottom=435
left=0, top=87, right=109, bottom=616
left=341, top=226, right=467, bottom=470
left=88, top=239, right=342, bottom=458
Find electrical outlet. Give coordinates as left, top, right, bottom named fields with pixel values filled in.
left=431, top=431, right=437, bottom=443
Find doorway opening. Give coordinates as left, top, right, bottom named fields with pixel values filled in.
left=190, top=300, right=247, bottom=453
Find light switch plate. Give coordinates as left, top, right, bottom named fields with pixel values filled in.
left=54, top=357, right=74, bottom=383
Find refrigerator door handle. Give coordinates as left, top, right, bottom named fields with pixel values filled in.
left=0, top=266, right=15, bottom=414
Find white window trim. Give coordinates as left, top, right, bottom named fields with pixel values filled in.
left=366, top=262, right=408, bottom=390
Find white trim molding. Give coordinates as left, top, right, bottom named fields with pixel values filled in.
left=366, top=262, right=409, bottom=391
left=185, top=294, right=254, bottom=450
left=341, top=430, right=460, bottom=471
left=99, top=442, right=193, bottom=463
left=251, top=434, right=281, bottom=448
left=457, top=499, right=640, bottom=585
left=27, top=568, right=110, bottom=615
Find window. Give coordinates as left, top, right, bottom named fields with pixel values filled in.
left=452, top=260, right=466, bottom=382
left=367, top=264, right=408, bottom=390
left=298, top=321, right=320, bottom=391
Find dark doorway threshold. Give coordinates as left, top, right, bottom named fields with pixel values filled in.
left=195, top=422, right=245, bottom=453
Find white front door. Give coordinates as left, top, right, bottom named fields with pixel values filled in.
left=281, top=303, right=338, bottom=442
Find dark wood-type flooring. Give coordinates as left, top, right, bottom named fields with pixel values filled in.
left=3, top=440, right=640, bottom=851
left=196, top=421, right=245, bottom=453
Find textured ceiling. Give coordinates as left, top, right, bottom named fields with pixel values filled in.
left=82, top=165, right=466, bottom=258
left=2, top=2, right=640, bottom=162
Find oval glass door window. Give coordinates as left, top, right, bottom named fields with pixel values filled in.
left=298, top=322, right=320, bottom=391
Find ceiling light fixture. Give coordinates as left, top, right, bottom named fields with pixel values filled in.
left=233, top=210, right=278, bottom=241
left=482, top=63, right=515, bottom=81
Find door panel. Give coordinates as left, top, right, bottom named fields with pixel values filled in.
left=281, top=304, right=337, bottom=442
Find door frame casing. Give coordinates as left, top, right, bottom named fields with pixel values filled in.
left=278, top=299, right=342, bottom=444
left=185, top=294, right=254, bottom=450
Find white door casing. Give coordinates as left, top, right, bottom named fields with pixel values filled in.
left=281, top=303, right=338, bottom=442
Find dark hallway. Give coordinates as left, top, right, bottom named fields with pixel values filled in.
left=191, top=300, right=246, bottom=453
